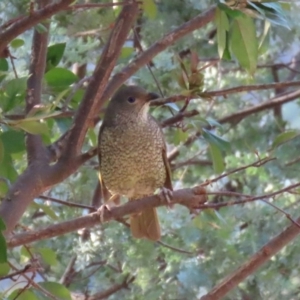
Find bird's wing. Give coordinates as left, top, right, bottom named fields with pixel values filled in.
left=98, top=125, right=111, bottom=202
left=162, top=144, right=173, bottom=191
left=150, top=115, right=173, bottom=191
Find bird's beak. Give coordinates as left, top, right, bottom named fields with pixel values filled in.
left=146, top=92, right=160, bottom=102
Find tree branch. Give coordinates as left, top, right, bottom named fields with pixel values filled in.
left=7, top=186, right=207, bottom=248
left=200, top=214, right=300, bottom=300
left=25, top=0, right=49, bottom=164
left=202, top=80, right=300, bottom=98
left=0, top=0, right=73, bottom=54
left=88, top=274, right=135, bottom=300
left=218, top=89, right=300, bottom=125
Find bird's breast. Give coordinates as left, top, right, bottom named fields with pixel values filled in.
left=99, top=120, right=166, bottom=198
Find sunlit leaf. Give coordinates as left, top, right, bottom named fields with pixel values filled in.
left=121, top=47, right=134, bottom=59
left=230, top=14, right=258, bottom=74
left=173, top=130, right=189, bottom=145
left=11, top=120, right=49, bottom=136
left=215, top=7, right=229, bottom=58
left=37, top=248, right=58, bottom=266
left=87, top=128, right=97, bottom=147
left=35, top=23, right=48, bottom=33
left=0, top=262, right=10, bottom=276
left=10, top=38, right=25, bottom=49
left=209, top=143, right=225, bottom=174
left=8, top=289, right=39, bottom=300
left=143, top=0, right=157, bottom=19
left=40, top=282, right=72, bottom=300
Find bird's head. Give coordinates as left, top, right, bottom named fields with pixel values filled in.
left=103, top=85, right=159, bottom=123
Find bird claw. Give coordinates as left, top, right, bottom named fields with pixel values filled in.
left=158, top=187, right=173, bottom=208
left=97, top=194, right=120, bottom=223
left=97, top=204, right=110, bottom=223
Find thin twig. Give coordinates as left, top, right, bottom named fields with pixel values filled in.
left=38, top=195, right=96, bottom=211
left=157, top=241, right=194, bottom=254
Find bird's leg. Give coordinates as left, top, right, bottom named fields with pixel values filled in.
left=98, top=194, right=120, bottom=223
left=158, top=187, right=173, bottom=208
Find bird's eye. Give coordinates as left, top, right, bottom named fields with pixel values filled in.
left=127, top=97, right=136, bottom=103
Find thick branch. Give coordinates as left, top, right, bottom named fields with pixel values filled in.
left=201, top=215, right=300, bottom=300
left=7, top=186, right=207, bottom=247
left=62, top=2, right=139, bottom=158
left=25, top=1, right=49, bottom=163
left=0, top=0, right=73, bottom=54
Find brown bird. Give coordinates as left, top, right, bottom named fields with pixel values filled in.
left=98, top=85, right=172, bottom=241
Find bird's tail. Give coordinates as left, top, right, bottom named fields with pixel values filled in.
left=130, top=207, right=161, bottom=241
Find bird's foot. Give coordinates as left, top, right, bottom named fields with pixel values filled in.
left=97, top=194, right=119, bottom=223
left=158, top=187, right=173, bottom=208
left=97, top=204, right=112, bottom=223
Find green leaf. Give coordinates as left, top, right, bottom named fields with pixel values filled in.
left=272, top=130, right=299, bottom=149
left=143, top=0, right=157, bottom=19
left=35, top=23, right=48, bottom=33
left=37, top=248, right=58, bottom=266
left=44, top=67, right=78, bottom=92
left=0, top=139, right=4, bottom=163
left=209, top=143, right=225, bottom=174
left=215, top=7, right=229, bottom=58
left=2, top=77, right=27, bottom=112
left=0, top=233, right=7, bottom=263
left=230, top=15, right=258, bottom=74
left=8, top=289, right=39, bottom=300
left=0, top=262, right=10, bottom=276
left=87, top=128, right=97, bottom=147
left=121, top=47, right=134, bottom=59
left=0, top=58, right=9, bottom=83
left=0, top=217, right=6, bottom=231
left=258, top=20, right=271, bottom=53
left=0, top=130, right=25, bottom=153
left=202, top=129, right=231, bottom=152
left=39, top=203, right=59, bottom=220
left=173, top=130, right=189, bottom=145
left=46, top=43, right=66, bottom=72
left=218, top=3, right=243, bottom=18
left=0, top=58, right=8, bottom=72
left=12, top=120, right=49, bottom=136
left=40, top=282, right=72, bottom=300
left=0, top=180, right=9, bottom=197
left=20, top=245, right=31, bottom=261
left=31, top=201, right=58, bottom=220
left=0, top=153, right=18, bottom=182
left=10, top=38, right=25, bottom=49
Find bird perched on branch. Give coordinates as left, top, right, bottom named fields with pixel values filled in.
left=98, top=85, right=172, bottom=241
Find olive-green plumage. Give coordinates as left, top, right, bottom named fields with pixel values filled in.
left=98, top=85, right=172, bottom=241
